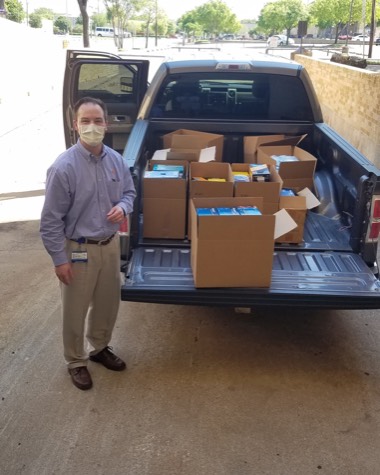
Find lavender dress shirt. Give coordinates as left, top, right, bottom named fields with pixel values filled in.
left=40, top=141, right=136, bottom=266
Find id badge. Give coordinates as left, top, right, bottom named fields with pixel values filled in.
left=71, top=250, right=88, bottom=263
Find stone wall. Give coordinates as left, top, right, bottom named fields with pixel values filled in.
left=295, top=54, right=380, bottom=168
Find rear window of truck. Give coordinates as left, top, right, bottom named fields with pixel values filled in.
left=150, top=73, right=314, bottom=121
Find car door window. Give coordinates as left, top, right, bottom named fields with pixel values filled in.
left=77, top=62, right=137, bottom=103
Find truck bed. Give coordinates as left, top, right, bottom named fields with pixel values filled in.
left=122, top=212, right=380, bottom=309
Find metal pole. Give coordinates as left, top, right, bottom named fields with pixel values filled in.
left=362, top=0, right=366, bottom=57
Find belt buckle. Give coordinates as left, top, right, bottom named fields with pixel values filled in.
left=97, top=237, right=109, bottom=246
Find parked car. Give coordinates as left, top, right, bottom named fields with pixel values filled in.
left=267, top=35, right=295, bottom=46
left=221, top=34, right=235, bottom=40
left=95, top=27, right=115, bottom=37
left=375, top=37, right=380, bottom=45
left=352, top=34, right=369, bottom=42
left=338, top=34, right=352, bottom=40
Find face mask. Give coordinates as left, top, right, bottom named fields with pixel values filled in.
left=78, top=123, right=106, bottom=147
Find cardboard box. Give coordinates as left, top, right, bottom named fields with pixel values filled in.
left=276, top=188, right=321, bottom=243
left=190, top=197, right=297, bottom=288
left=188, top=162, right=234, bottom=236
left=162, top=129, right=224, bottom=161
left=151, top=146, right=216, bottom=163
left=143, top=160, right=188, bottom=239
left=244, top=135, right=285, bottom=163
left=189, top=162, right=234, bottom=199
left=233, top=163, right=283, bottom=214
left=257, top=136, right=317, bottom=192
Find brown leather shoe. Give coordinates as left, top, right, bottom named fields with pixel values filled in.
left=68, top=366, right=93, bottom=390
left=90, top=347, right=126, bottom=371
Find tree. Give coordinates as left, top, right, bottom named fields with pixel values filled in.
left=77, top=0, right=90, bottom=47
left=258, top=0, right=307, bottom=42
left=309, top=0, right=374, bottom=43
left=32, top=7, right=54, bottom=20
left=54, top=16, right=72, bottom=34
left=28, top=7, right=54, bottom=29
left=4, top=0, right=24, bottom=23
left=104, top=0, right=140, bottom=49
left=195, top=0, right=240, bottom=37
left=178, top=10, right=203, bottom=40
left=91, top=12, right=108, bottom=33
left=29, top=12, right=43, bottom=28
left=136, top=0, right=156, bottom=48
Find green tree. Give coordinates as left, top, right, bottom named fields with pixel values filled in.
left=91, top=12, right=108, bottom=33
left=104, top=0, right=140, bottom=49
left=309, top=0, right=374, bottom=43
left=54, top=16, right=72, bottom=33
left=32, top=7, right=54, bottom=20
left=29, top=12, right=42, bottom=28
left=258, top=0, right=307, bottom=42
left=178, top=10, right=203, bottom=39
left=4, top=0, right=24, bottom=23
left=196, top=0, right=240, bottom=37
left=28, top=7, right=54, bottom=28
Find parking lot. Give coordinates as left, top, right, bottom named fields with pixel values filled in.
left=1, top=20, right=380, bottom=475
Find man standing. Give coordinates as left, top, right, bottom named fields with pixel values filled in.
left=40, top=97, right=136, bottom=390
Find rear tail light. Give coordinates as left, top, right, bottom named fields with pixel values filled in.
left=369, top=222, right=380, bottom=240
left=367, top=196, right=380, bottom=241
left=373, top=199, right=380, bottom=218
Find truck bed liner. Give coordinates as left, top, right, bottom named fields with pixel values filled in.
left=122, top=213, right=380, bottom=308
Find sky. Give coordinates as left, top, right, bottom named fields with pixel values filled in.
left=26, top=0, right=268, bottom=21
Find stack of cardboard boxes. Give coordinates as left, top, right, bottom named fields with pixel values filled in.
left=142, top=130, right=320, bottom=288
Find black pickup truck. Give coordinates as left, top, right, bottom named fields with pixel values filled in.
left=63, top=49, right=380, bottom=309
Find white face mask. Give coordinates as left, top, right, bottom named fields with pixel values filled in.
left=79, top=123, right=106, bottom=147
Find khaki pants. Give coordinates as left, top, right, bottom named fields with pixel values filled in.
left=61, top=235, right=121, bottom=369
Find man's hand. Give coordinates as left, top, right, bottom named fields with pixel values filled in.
left=55, top=263, right=73, bottom=285
left=107, top=205, right=124, bottom=224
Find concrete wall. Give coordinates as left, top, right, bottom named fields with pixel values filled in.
left=0, top=18, right=68, bottom=135
left=295, top=54, right=380, bottom=168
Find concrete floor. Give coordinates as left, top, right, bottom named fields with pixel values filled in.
left=1, top=220, right=380, bottom=474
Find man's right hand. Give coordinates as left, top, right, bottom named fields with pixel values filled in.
left=55, top=263, right=73, bottom=285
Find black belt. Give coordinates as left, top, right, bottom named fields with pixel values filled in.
left=70, top=234, right=116, bottom=246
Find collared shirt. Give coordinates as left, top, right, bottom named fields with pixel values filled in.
left=40, top=141, right=136, bottom=266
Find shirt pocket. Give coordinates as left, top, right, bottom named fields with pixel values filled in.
left=106, top=179, right=123, bottom=204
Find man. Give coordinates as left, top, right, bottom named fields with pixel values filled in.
left=40, top=97, right=136, bottom=390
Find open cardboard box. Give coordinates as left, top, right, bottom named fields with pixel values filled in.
left=276, top=188, right=321, bottom=243
left=233, top=163, right=283, bottom=214
left=188, top=162, right=234, bottom=237
left=151, top=146, right=216, bottom=163
left=162, top=129, right=224, bottom=161
left=244, top=134, right=286, bottom=163
left=257, top=135, right=317, bottom=191
left=190, top=197, right=297, bottom=288
left=143, top=160, right=188, bottom=239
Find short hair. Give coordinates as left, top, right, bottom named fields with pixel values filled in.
left=73, top=96, right=108, bottom=119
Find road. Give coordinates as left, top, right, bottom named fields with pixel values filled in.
left=1, top=37, right=380, bottom=475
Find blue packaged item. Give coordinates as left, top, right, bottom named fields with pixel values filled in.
left=152, top=164, right=184, bottom=175
left=281, top=188, right=296, bottom=196
left=236, top=206, right=262, bottom=215
left=249, top=164, right=270, bottom=182
left=144, top=170, right=181, bottom=178
left=196, top=208, right=218, bottom=216
left=216, top=207, right=240, bottom=216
